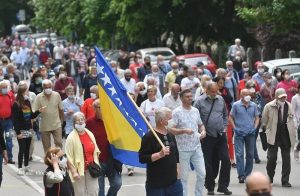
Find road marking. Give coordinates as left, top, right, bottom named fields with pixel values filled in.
left=7, top=164, right=44, bottom=195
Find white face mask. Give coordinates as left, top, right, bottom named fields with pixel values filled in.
left=139, top=89, right=147, bottom=96
left=44, top=88, right=52, bottom=95
left=24, top=95, right=30, bottom=100
left=152, top=71, right=159, bottom=76
left=75, top=123, right=86, bottom=132
left=90, top=93, right=97, bottom=100
left=257, top=68, right=264, bottom=74
left=249, top=88, right=255, bottom=93
left=276, top=72, right=281, bottom=78
left=277, top=100, right=285, bottom=106
left=243, top=95, right=251, bottom=102
left=59, top=156, right=68, bottom=168
left=243, top=68, right=249, bottom=72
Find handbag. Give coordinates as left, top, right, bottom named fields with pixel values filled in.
left=259, top=130, right=268, bottom=151
left=82, top=144, right=104, bottom=178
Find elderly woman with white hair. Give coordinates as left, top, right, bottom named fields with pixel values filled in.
left=65, top=112, right=100, bottom=196
left=110, top=60, right=124, bottom=79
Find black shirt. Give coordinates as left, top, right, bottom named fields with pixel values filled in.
left=139, top=131, right=179, bottom=188
left=82, top=74, right=97, bottom=100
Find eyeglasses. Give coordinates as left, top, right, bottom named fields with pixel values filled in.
left=163, top=135, right=169, bottom=146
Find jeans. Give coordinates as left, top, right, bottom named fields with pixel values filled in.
left=234, top=133, right=255, bottom=178
left=0, top=153, right=3, bottom=187
left=146, top=179, right=183, bottom=196
left=98, top=162, right=122, bottom=196
left=0, top=119, right=13, bottom=161
left=17, top=137, right=32, bottom=168
left=254, top=126, right=260, bottom=161
left=179, top=146, right=206, bottom=196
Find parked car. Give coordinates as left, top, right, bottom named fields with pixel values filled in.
left=136, top=47, right=175, bottom=64
left=14, top=24, right=32, bottom=40
left=176, top=53, right=218, bottom=75
left=264, top=58, right=300, bottom=79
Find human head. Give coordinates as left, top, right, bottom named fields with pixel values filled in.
left=257, top=63, right=265, bottom=75
left=235, top=38, right=241, bottom=46
left=226, top=60, right=234, bottom=70
left=171, top=62, right=179, bottom=73
left=170, top=83, right=180, bottom=98
left=200, top=75, right=212, bottom=90
left=213, top=76, right=225, bottom=90
left=275, top=88, right=287, bottom=102
left=58, top=70, right=67, bottom=80
left=281, top=69, right=290, bottom=81
left=155, top=107, right=172, bottom=126
left=146, top=77, right=157, bottom=86
left=206, top=82, right=218, bottom=99
left=144, top=56, right=151, bottom=65
left=65, top=85, right=75, bottom=97
left=0, top=81, right=8, bottom=94
left=90, top=85, right=99, bottom=99
left=151, top=64, right=159, bottom=74
left=273, top=67, right=282, bottom=80
left=246, top=172, right=272, bottom=196
left=242, top=62, right=249, bottom=71
left=90, top=64, right=97, bottom=76
left=240, top=89, right=251, bottom=103
left=157, top=55, right=164, bottom=65
left=216, top=68, right=227, bottom=78
left=93, top=99, right=102, bottom=120
left=44, top=147, right=64, bottom=167
left=263, top=72, right=272, bottom=85
left=187, top=68, right=196, bottom=79
left=244, top=70, right=253, bottom=82
left=124, top=69, right=132, bottom=81
left=147, top=85, right=157, bottom=100
left=180, top=89, right=193, bottom=106
left=73, top=112, right=86, bottom=130
left=6, top=63, right=15, bottom=74
left=181, top=65, right=189, bottom=77
left=245, top=80, right=256, bottom=95
left=110, top=60, right=118, bottom=71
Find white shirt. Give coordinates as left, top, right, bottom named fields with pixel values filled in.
left=163, top=92, right=182, bottom=111
left=291, top=94, right=300, bottom=127
left=120, top=78, right=136, bottom=94
left=53, top=45, right=64, bottom=59
left=140, top=99, right=164, bottom=128
left=172, top=106, right=203, bottom=151
left=10, top=51, right=23, bottom=64
left=180, top=77, right=200, bottom=98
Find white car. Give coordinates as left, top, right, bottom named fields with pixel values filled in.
left=136, top=47, right=175, bottom=64
left=264, top=58, right=300, bottom=79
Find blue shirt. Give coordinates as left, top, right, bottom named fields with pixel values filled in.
left=230, top=100, right=259, bottom=136
left=252, top=73, right=265, bottom=87
left=63, top=97, right=83, bottom=135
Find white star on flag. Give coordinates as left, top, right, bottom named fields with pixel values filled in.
left=97, top=64, right=104, bottom=75
left=101, top=73, right=111, bottom=86
left=108, top=87, right=117, bottom=96
left=115, top=98, right=122, bottom=106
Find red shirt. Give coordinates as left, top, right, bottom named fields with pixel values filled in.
left=86, top=116, right=109, bottom=163
left=0, top=91, right=15, bottom=118
left=81, top=98, right=95, bottom=119
left=54, top=77, right=76, bottom=100
left=129, top=62, right=142, bottom=81
left=79, top=131, right=95, bottom=168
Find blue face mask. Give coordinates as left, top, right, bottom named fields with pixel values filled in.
left=1, top=88, right=8, bottom=95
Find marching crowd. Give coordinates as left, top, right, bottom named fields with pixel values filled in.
left=0, top=34, right=298, bottom=196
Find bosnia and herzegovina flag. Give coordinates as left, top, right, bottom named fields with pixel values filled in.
left=95, top=47, right=147, bottom=167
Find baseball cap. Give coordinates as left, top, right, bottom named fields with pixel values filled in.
left=275, top=88, right=287, bottom=98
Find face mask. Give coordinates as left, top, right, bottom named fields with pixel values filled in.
left=207, top=94, right=216, bottom=100
left=277, top=100, right=285, bottom=105
left=276, top=72, right=281, bottom=78
left=112, top=67, right=117, bottom=71
left=258, top=68, right=264, bottom=74
left=68, top=95, right=75, bottom=100
left=139, top=89, right=147, bottom=96
left=284, top=74, right=290, bottom=80
left=188, top=75, right=194, bottom=80
left=158, top=61, right=164, bottom=66
left=227, top=67, right=233, bottom=71
left=59, top=156, right=68, bottom=168
left=9, top=77, right=14, bottom=82
left=59, top=74, right=66, bottom=79
left=249, top=191, right=271, bottom=196
left=152, top=71, right=159, bottom=76
left=44, top=88, right=52, bottom=95
left=0, top=76, right=4, bottom=81
left=249, top=88, right=255, bottom=93
left=243, top=68, right=249, bottom=72
left=75, top=123, right=86, bottom=132
left=1, top=88, right=8, bottom=95
left=235, top=56, right=241, bottom=61
left=24, top=95, right=30, bottom=100
left=243, top=95, right=251, bottom=102
left=173, top=69, right=178, bottom=74
left=90, top=93, right=97, bottom=100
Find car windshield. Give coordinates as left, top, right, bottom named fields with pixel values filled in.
left=145, top=51, right=174, bottom=62
left=184, top=56, right=210, bottom=66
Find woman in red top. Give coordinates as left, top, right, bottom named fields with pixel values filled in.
left=276, top=69, right=298, bottom=102
left=65, top=112, right=100, bottom=196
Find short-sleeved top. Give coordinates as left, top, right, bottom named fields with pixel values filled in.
left=140, top=99, right=165, bottom=128
left=180, top=77, right=200, bottom=98
left=172, top=106, right=203, bottom=151
left=33, top=91, right=63, bottom=132
left=63, top=97, right=82, bottom=135
left=230, top=100, right=259, bottom=136
left=165, top=71, right=177, bottom=90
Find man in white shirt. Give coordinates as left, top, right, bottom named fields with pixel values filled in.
left=144, top=64, right=165, bottom=96
left=163, top=83, right=181, bottom=111
left=120, top=69, right=136, bottom=94
left=181, top=68, right=200, bottom=99
left=53, top=41, right=64, bottom=65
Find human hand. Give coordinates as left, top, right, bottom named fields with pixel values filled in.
left=47, top=153, right=59, bottom=165
left=39, top=106, right=47, bottom=113
left=68, top=108, right=74, bottom=114
left=184, top=129, right=194, bottom=135
left=200, top=130, right=206, bottom=139
left=159, top=146, right=170, bottom=158
left=17, top=134, right=23, bottom=139
left=73, top=172, right=80, bottom=181
left=3, top=150, right=8, bottom=165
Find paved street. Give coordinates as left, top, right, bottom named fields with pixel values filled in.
left=0, top=136, right=299, bottom=196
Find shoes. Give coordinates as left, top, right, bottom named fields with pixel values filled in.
left=238, top=176, right=245, bottom=183
left=127, top=168, right=134, bottom=176
left=17, top=168, right=24, bottom=176
left=24, top=166, right=33, bottom=173
left=207, top=190, right=215, bottom=195
left=294, top=150, right=299, bottom=161
left=255, top=159, right=261, bottom=164
left=8, top=160, right=15, bottom=164
left=282, top=182, right=292, bottom=187
left=217, top=187, right=232, bottom=195
left=231, top=163, right=237, bottom=168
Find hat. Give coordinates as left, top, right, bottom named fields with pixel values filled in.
left=196, top=61, right=204, bottom=67
left=275, top=88, right=287, bottom=98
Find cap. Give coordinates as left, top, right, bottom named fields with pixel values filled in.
left=275, top=88, right=287, bottom=98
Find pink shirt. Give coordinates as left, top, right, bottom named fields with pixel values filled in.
left=276, top=80, right=298, bottom=102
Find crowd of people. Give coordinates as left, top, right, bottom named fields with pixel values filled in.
left=0, top=34, right=297, bottom=196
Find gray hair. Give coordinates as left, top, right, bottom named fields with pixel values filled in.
left=72, top=112, right=86, bottom=126
left=124, top=69, right=132, bottom=75
left=42, top=79, right=52, bottom=87
left=155, top=107, right=172, bottom=123
left=226, top=60, right=233, bottom=66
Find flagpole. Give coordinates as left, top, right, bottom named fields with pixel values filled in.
left=127, top=93, right=165, bottom=148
